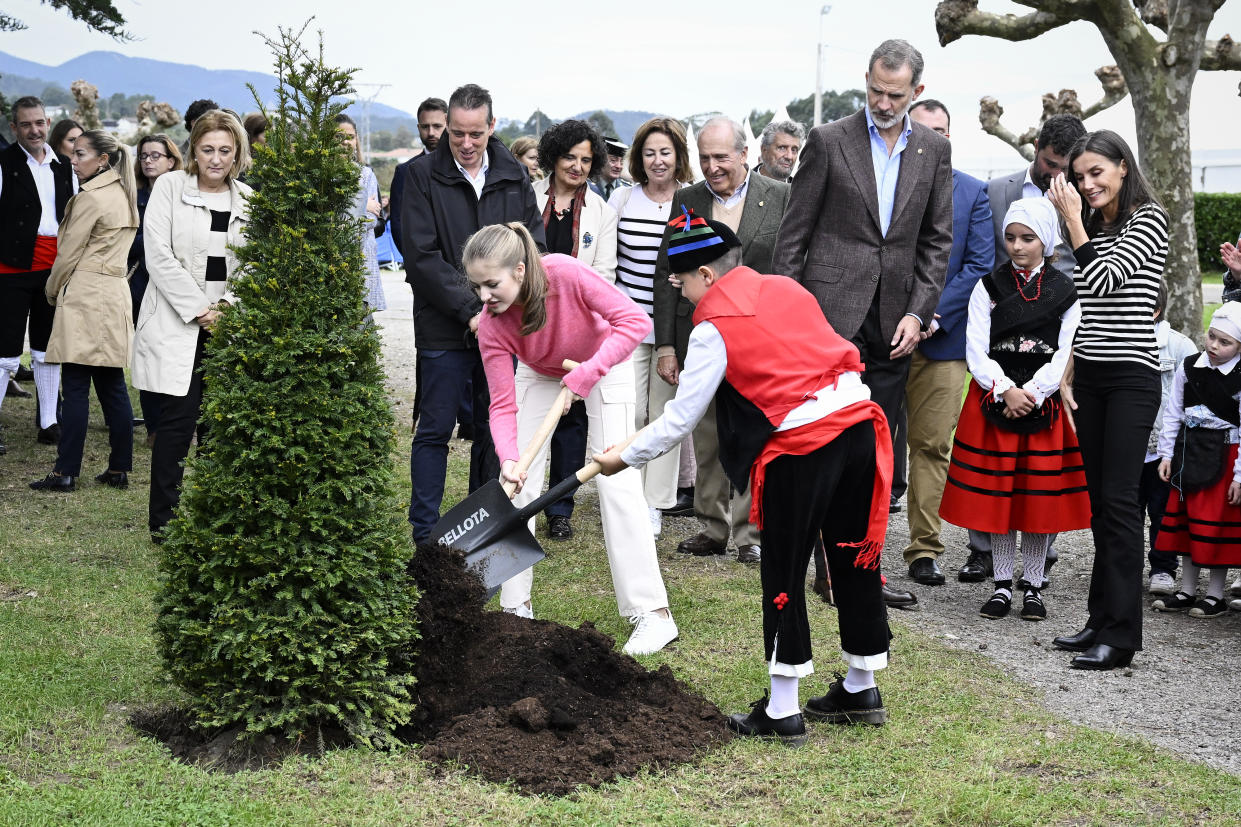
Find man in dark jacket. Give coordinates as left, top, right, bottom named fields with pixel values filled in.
left=399, top=83, right=545, bottom=543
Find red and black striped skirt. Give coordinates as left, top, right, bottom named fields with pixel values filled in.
left=1154, top=443, right=1241, bottom=567
left=939, top=384, right=1092, bottom=535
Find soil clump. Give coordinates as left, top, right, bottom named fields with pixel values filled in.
left=402, top=541, right=731, bottom=795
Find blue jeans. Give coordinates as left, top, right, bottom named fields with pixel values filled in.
left=408, top=348, right=497, bottom=541
left=56, top=362, right=133, bottom=477
left=1139, top=458, right=1178, bottom=577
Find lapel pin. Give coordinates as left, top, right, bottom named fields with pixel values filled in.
left=759, top=201, right=765, bottom=207
left=917, top=147, right=924, bottom=154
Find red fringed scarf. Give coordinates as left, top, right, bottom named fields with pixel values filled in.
left=748, top=399, right=892, bottom=571
left=542, top=185, right=588, bottom=257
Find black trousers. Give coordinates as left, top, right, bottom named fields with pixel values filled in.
left=850, top=300, right=911, bottom=484
left=55, top=363, right=133, bottom=477
left=0, top=269, right=54, bottom=356
left=760, top=423, right=891, bottom=667
left=1072, top=358, right=1160, bottom=651
left=1139, top=458, right=1178, bottom=578
left=545, top=399, right=588, bottom=518
left=149, top=330, right=207, bottom=532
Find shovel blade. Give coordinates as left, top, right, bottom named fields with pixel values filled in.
left=431, top=480, right=546, bottom=598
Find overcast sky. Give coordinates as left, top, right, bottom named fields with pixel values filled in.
left=4, top=0, right=1238, bottom=166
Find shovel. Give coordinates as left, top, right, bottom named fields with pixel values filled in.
left=431, top=379, right=574, bottom=598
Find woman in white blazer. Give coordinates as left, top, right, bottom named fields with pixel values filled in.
left=133, top=110, right=252, bottom=540
left=525, top=120, right=620, bottom=541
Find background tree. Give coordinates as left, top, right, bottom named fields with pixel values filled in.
left=935, top=0, right=1241, bottom=338
left=0, top=0, right=130, bottom=39
left=980, top=64, right=1129, bottom=160
left=155, top=22, right=419, bottom=748
left=586, top=110, right=616, bottom=137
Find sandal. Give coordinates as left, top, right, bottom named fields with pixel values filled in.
left=1152, top=591, right=1195, bottom=612
left=1188, top=595, right=1227, bottom=618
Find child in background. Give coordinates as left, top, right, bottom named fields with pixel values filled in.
left=1152, top=302, right=1241, bottom=617
left=940, top=198, right=1092, bottom=621
left=1142, top=284, right=1198, bottom=596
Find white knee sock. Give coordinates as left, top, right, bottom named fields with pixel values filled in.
left=0, top=355, right=16, bottom=410
left=1206, top=568, right=1227, bottom=600
left=767, top=674, right=800, bottom=719
left=991, top=531, right=1017, bottom=582
left=843, top=666, right=875, bottom=693
left=1180, top=556, right=1199, bottom=595
left=31, top=350, right=60, bottom=428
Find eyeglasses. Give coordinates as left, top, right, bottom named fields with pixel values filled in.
left=139, top=152, right=168, bottom=162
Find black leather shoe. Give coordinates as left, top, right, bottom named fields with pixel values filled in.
left=804, top=675, right=887, bottom=725
left=1052, top=627, right=1098, bottom=652
left=1070, top=643, right=1134, bottom=670
left=812, top=575, right=833, bottom=605
left=661, top=487, right=695, bottom=518
left=958, top=548, right=993, bottom=582
left=37, top=423, right=61, bottom=445
left=548, top=515, right=573, bottom=540
left=726, top=693, right=807, bottom=746
left=908, top=556, right=945, bottom=586
left=29, top=472, right=76, bottom=492
left=736, top=544, right=761, bottom=564
left=676, top=532, right=727, bottom=556
left=94, top=470, right=129, bottom=489
left=7, top=378, right=31, bottom=398
left=888, top=497, right=903, bottom=514
left=15, top=364, right=33, bottom=381
left=882, top=584, right=919, bottom=610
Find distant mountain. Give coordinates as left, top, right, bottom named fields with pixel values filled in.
left=0, top=50, right=413, bottom=121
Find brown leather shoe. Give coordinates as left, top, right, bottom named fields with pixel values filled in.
left=676, top=532, right=727, bottom=556
left=736, top=544, right=761, bottom=564
left=882, top=584, right=919, bottom=610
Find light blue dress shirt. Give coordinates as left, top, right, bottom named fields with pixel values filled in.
left=864, top=107, right=912, bottom=238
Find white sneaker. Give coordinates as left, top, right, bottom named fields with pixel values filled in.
left=502, top=602, right=534, bottom=620
left=1231, top=574, right=1241, bottom=597
left=649, top=507, right=662, bottom=538
left=1148, top=571, right=1176, bottom=595
left=622, top=611, right=678, bottom=656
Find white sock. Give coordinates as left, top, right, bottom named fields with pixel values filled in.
left=766, top=674, right=800, bottom=719
left=1180, top=556, right=1199, bottom=595
left=843, top=666, right=875, bottom=693
left=1206, top=568, right=1227, bottom=600
left=0, top=355, right=18, bottom=410
left=31, top=350, right=60, bottom=428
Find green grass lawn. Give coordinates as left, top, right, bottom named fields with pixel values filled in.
left=2, top=388, right=1239, bottom=826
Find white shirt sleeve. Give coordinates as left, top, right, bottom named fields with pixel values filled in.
left=1157, top=361, right=1186, bottom=460
left=964, top=280, right=1013, bottom=396
left=1024, top=300, right=1082, bottom=406
left=622, top=321, right=727, bottom=467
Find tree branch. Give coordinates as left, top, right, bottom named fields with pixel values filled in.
left=978, top=96, right=1036, bottom=161
left=1080, top=64, right=1129, bottom=117
left=935, top=0, right=1072, bottom=46
left=0, top=13, right=28, bottom=31
left=1199, top=34, right=1240, bottom=70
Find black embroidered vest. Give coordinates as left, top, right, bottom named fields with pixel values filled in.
left=0, top=143, right=74, bottom=270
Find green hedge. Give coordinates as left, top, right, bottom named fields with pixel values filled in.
left=1196, top=192, right=1241, bottom=273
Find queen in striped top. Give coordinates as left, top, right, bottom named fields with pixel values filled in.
left=608, top=118, right=694, bottom=523
left=1047, top=129, right=1169, bottom=671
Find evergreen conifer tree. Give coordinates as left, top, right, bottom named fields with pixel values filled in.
left=154, top=25, right=418, bottom=747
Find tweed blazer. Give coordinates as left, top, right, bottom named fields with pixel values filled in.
left=986, top=168, right=1075, bottom=279
left=771, top=109, right=953, bottom=342
left=652, top=173, right=790, bottom=361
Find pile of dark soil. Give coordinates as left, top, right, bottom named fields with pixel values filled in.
left=403, top=542, right=730, bottom=796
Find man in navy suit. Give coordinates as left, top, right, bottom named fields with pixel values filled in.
left=901, top=100, right=994, bottom=585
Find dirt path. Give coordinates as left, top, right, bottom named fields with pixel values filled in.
left=375, top=268, right=1241, bottom=778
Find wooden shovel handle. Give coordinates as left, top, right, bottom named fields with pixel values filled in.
left=500, top=360, right=582, bottom=498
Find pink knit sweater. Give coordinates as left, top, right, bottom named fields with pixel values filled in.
left=478, top=253, right=651, bottom=464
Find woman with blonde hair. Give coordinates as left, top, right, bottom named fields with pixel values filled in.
left=465, top=221, right=679, bottom=655
left=510, top=135, right=541, bottom=181
left=30, top=130, right=139, bottom=491
left=336, top=113, right=386, bottom=312
left=133, top=110, right=252, bottom=539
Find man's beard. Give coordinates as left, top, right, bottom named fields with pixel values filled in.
left=869, top=103, right=909, bottom=130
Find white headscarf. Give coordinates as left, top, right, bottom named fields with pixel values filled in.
left=1002, top=197, right=1060, bottom=259
left=1210, top=301, right=1241, bottom=342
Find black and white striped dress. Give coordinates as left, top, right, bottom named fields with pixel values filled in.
left=202, top=189, right=232, bottom=305
left=611, top=186, right=668, bottom=345
left=1071, top=202, right=1168, bottom=369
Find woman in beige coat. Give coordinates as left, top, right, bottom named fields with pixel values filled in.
left=132, top=110, right=251, bottom=539
left=30, top=130, right=139, bottom=492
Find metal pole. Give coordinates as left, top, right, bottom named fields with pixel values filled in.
left=814, top=5, right=832, bottom=127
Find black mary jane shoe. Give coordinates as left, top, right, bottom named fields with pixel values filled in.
left=94, top=470, right=129, bottom=489
left=29, top=472, right=76, bottom=492
left=726, top=692, right=808, bottom=746
left=1069, top=643, right=1134, bottom=671
left=1052, top=627, right=1097, bottom=652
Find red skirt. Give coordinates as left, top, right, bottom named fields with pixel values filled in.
left=1154, top=443, right=1241, bottom=567
left=939, top=384, right=1092, bottom=535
